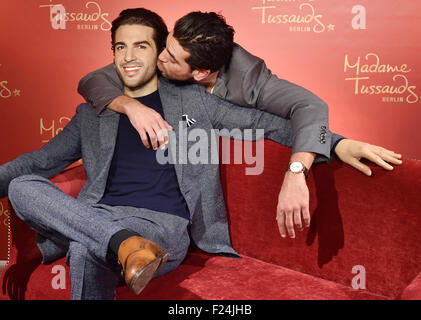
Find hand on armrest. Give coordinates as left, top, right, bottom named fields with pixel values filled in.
left=334, top=139, right=402, bottom=176
left=109, top=95, right=173, bottom=150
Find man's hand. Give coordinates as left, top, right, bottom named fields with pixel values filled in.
left=334, top=139, right=402, bottom=176
left=109, top=95, right=173, bottom=150
left=276, top=152, right=315, bottom=239
left=276, top=172, right=310, bottom=239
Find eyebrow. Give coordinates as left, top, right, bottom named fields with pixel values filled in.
left=134, top=40, right=152, bottom=47
left=113, top=40, right=152, bottom=47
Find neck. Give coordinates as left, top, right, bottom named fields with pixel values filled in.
left=124, top=74, right=158, bottom=98
left=197, top=71, right=219, bottom=93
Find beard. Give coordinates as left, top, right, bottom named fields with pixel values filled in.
left=115, top=63, right=157, bottom=92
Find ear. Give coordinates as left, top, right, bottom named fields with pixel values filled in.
left=192, top=69, right=211, bottom=82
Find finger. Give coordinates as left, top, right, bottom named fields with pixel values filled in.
left=381, top=154, right=403, bottom=165
left=163, top=120, right=173, bottom=131
left=376, top=149, right=403, bottom=165
left=162, top=121, right=173, bottom=143
left=376, top=146, right=401, bottom=158
left=383, top=148, right=401, bottom=158
left=348, top=157, right=372, bottom=176
left=285, top=210, right=295, bottom=238
left=157, top=128, right=169, bottom=149
left=154, top=125, right=167, bottom=148
left=390, top=152, right=402, bottom=160
left=302, top=206, right=311, bottom=228
left=276, top=211, right=287, bottom=238
left=157, top=119, right=173, bottom=145
left=138, top=128, right=150, bottom=149
left=365, top=151, right=394, bottom=170
left=146, top=127, right=158, bottom=150
left=293, top=208, right=302, bottom=231
left=154, top=112, right=173, bottom=132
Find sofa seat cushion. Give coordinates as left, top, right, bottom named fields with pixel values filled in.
left=1, top=249, right=389, bottom=300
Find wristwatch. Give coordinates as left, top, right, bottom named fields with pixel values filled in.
left=287, top=161, right=309, bottom=179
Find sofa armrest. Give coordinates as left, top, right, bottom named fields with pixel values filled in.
left=5, top=165, right=86, bottom=266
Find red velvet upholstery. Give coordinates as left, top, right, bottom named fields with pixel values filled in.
left=1, top=141, right=420, bottom=300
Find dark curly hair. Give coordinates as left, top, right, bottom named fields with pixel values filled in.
left=111, top=8, right=168, bottom=53
left=173, top=11, right=235, bottom=72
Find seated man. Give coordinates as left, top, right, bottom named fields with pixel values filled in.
left=0, top=8, right=329, bottom=300
left=78, top=10, right=402, bottom=239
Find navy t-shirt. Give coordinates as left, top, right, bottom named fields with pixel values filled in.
left=98, top=90, right=190, bottom=221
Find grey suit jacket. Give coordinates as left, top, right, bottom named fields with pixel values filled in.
left=0, top=78, right=295, bottom=257
left=78, top=43, right=343, bottom=162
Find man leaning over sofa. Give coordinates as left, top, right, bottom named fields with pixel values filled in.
left=78, top=10, right=403, bottom=240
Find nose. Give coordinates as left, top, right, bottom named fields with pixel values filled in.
left=158, top=49, right=168, bottom=63
left=124, top=47, right=135, bottom=62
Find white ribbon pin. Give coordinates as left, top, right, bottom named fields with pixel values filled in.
left=182, top=114, right=197, bottom=127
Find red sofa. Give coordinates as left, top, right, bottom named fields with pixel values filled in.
left=1, top=140, right=420, bottom=300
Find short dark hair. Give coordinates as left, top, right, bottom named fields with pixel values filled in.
left=111, top=8, right=168, bottom=53
left=173, top=11, right=235, bottom=73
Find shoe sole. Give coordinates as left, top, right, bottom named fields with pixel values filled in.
left=129, top=257, right=162, bottom=295
left=154, top=252, right=170, bottom=276
left=129, top=252, right=170, bottom=295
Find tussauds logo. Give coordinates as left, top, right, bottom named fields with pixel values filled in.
left=251, top=0, right=334, bottom=33
left=344, top=53, right=419, bottom=104
left=40, top=116, right=70, bottom=143
left=0, top=64, right=21, bottom=99
left=40, top=0, right=111, bottom=31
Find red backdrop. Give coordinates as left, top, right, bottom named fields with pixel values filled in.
left=0, top=0, right=420, bottom=259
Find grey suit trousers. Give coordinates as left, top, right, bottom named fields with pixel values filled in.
left=7, top=174, right=190, bottom=300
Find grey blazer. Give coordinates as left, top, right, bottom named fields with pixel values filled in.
left=0, top=78, right=298, bottom=257
left=78, top=43, right=342, bottom=162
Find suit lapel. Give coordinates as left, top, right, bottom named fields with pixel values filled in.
left=99, top=109, right=120, bottom=174
left=158, top=78, right=184, bottom=184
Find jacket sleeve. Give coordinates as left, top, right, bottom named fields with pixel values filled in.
left=77, top=64, right=124, bottom=115
left=245, top=59, right=336, bottom=158
left=0, top=107, right=82, bottom=198
left=224, top=44, right=345, bottom=160
left=200, top=88, right=342, bottom=163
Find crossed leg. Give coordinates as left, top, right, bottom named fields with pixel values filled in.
left=7, top=174, right=190, bottom=300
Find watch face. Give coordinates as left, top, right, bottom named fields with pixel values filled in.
left=290, top=162, right=304, bottom=173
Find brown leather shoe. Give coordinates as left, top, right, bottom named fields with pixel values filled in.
left=118, top=236, right=170, bottom=295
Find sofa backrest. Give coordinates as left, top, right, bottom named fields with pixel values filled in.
left=220, top=139, right=421, bottom=298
